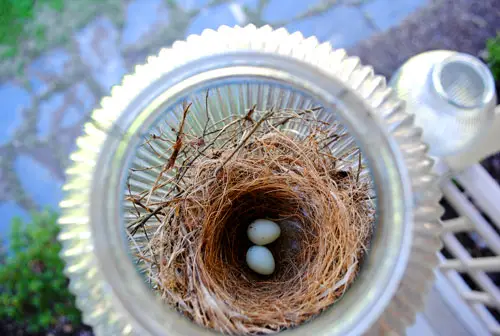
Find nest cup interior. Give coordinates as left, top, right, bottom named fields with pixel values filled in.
left=208, top=182, right=306, bottom=281
left=124, top=81, right=376, bottom=334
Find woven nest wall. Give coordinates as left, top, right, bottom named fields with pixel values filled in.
left=125, top=86, right=375, bottom=335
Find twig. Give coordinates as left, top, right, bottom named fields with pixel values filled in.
left=217, top=110, right=274, bottom=170
left=146, top=103, right=192, bottom=204
left=356, top=150, right=362, bottom=183
left=134, top=253, right=154, bottom=263
left=321, top=133, right=346, bottom=150
left=272, top=106, right=322, bottom=128
left=128, top=199, right=180, bottom=234
left=168, top=102, right=192, bottom=170
left=244, top=104, right=257, bottom=123
left=203, top=89, right=210, bottom=137
left=127, top=177, right=140, bottom=217
left=144, top=137, right=163, bottom=158
left=126, top=195, right=162, bottom=223
left=130, top=163, right=164, bottom=172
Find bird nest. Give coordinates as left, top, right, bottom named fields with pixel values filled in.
left=126, top=101, right=375, bottom=335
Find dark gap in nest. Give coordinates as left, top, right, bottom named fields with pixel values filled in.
left=216, top=188, right=314, bottom=283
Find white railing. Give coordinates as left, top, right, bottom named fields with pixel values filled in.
left=438, top=163, right=500, bottom=335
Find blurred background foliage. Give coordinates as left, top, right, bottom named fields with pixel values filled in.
left=0, top=0, right=64, bottom=59
left=487, top=34, right=500, bottom=82
left=0, top=210, right=82, bottom=334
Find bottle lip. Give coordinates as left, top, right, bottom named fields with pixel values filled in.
left=431, top=53, right=496, bottom=110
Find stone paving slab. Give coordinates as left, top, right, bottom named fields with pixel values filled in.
left=186, top=3, right=240, bottom=36
left=76, top=17, right=127, bottom=92
left=292, top=5, right=373, bottom=47
left=0, top=0, right=430, bottom=233
left=0, top=84, right=31, bottom=145
left=262, top=0, right=315, bottom=22
left=122, top=0, right=171, bottom=47
left=361, top=0, right=429, bottom=31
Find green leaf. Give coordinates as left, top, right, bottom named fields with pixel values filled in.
left=54, top=302, right=66, bottom=314
left=31, top=295, right=41, bottom=308
left=5, top=306, right=16, bottom=318
left=0, top=46, right=17, bottom=59
left=0, top=293, right=9, bottom=305
left=48, top=0, right=65, bottom=11
left=487, top=34, right=500, bottom=81
left=40, top=311, right=53, bottom=328
left=51, top=277, right=65, bottom=289
left=27, top=323, right=38, bottom=333
left=28, top=279, right=43, bottom=292
left=11, top=0, right=36, bottom=19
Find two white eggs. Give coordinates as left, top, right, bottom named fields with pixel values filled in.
left=246, top=219, right=281, bottom=275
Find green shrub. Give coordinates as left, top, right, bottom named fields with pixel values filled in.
left=0, top=210, right=82, bottom=333
left=486, top=34, right=500, bottom=82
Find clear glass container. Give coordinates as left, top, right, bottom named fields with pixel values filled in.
left=58, top=25, right=442, bottom=335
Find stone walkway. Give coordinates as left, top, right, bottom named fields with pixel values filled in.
left=0, top=0, right=430, bottom=235
left=350, top=0, right=500, bottom=77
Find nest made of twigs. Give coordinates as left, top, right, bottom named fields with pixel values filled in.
left=126, top=103, right=375, bottom=335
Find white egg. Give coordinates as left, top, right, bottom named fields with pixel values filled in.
left=246, top=246, right=275, bottom=275
left=247, top=219, right=281, bottom=245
